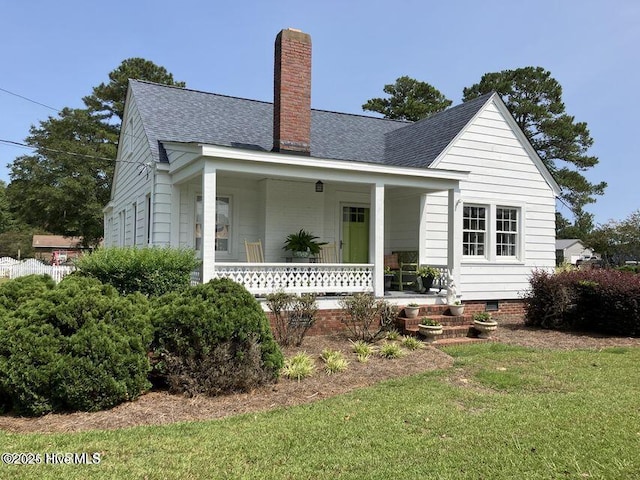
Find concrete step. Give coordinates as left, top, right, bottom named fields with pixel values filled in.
left=432, top=337, right=490, bottom=347
left=406, top=324, right=475, bottom=340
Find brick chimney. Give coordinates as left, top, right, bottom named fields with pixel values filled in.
left=273, top=28, right=312, bottom=155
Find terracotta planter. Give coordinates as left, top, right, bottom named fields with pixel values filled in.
left=418, top=324, right=443, bottom=343
left=448, top=304, right=465, bottom=316
left=404, top=306, right=420, bottom=318
left=473, top=320, right=498, bottom=339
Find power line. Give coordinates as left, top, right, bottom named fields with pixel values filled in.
left=0, top=138, right=146, bottom=166
left=0, top=86, right=61, bottom=112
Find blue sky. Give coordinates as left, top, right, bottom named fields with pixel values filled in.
left=1, top=0, right=638, bottom=226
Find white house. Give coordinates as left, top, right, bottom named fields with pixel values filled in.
left=104, top=28, right=560, bottom=306
left=556, top=239, right=595, bottom=265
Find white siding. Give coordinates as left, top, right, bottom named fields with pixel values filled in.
left=428, top=100, right=557, bottom=300
left=105, top=96, right=154, bottom=247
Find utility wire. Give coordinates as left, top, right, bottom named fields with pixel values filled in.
left=0, top=86, right=61, bottom=112
left=0, top=138, right=146, bottom=166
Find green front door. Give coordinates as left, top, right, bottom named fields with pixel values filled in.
left=342, top=206, right=370, bottom=263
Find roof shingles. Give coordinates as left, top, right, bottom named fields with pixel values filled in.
left=129, top=80, right=492, bottom=168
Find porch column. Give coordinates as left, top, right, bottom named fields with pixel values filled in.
left=370, top=182, right=385, bottom=297
left=201, top=163, right=217, bottom=282
left=447, top=187, right=462, bottom=290
left=418, top=193, right=429, bottom=265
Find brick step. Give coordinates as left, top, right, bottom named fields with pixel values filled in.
left=396, top=314, right=474, bottom=331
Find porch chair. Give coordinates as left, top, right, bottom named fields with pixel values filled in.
left=244, top=239, right=264, bottom=263
left=318, top=242, right=339, bottom=263
left=391, top=251, right=419, bottom=291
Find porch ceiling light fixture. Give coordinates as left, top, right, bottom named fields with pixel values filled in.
left=315, top=180, right=324, bottom=193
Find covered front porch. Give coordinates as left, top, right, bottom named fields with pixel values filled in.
left=165, top=143, right=468, bottom=298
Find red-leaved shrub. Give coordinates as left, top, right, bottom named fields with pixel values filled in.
left=524, top=269, right=640, bottom=336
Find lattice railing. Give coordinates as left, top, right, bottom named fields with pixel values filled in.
left=213, top=263, right=374, bottom=295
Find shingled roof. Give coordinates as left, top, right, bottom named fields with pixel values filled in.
left=129, top=79, right=492, bottom=168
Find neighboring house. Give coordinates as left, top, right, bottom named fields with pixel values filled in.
left=556, top=239, right=595, bottom=265
left=32, top=235, right=84, bottom=264
left=104, top=28, right=560, bottom=306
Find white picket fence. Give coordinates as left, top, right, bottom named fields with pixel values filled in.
left=0, top=257, right=75, bottom=283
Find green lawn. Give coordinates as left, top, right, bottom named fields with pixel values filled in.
left=2, top=343, right=639, bottom=479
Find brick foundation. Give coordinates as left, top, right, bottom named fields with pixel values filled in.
left=266, top=299, right=525, bottom=337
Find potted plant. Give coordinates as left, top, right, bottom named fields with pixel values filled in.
left=415, top=266, right=440, bottom=293
left=448, top=300, right=465, bottom=316
left=384, top=266, right=395, bottom=291
left=282, top=229, right=326, bottom=258
left=473, top=312, right=498, bottom=339
left=418, top=317, right=443, bottom=343
left=404, top=303, right=420, bottom=319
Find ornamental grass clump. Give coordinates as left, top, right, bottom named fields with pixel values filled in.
left=401, top=335, right=422, bottom=351
left=378, top=342, right=403, bottom=359
left=281, top=352, right=316, bottom=381
left=350, top=340, right=373, bottom=363
left=320, top=349, right=349, bottom=375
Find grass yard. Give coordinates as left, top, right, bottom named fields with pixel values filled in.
left=1, top=343, right=639, bottom=479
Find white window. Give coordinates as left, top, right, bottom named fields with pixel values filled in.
left=463, top=205, right=486, bottom=256
left=496, top=207, right=518, bottom=257
left=132, top=202, right=138, bottom=246
left=195, top=195, right=231, bottom=254
left=462, top=203, right=523, bottom=262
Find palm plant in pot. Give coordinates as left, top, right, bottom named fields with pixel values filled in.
left=473, top=312, right=498, bottom=339
left=418, top=317, right=443, bottom=343
left=282, top=229, right=326, bottom=258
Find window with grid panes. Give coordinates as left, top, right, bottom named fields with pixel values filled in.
left=463, top=206, right=486, bottom=256
left=496, top=207, right=518, bottom=256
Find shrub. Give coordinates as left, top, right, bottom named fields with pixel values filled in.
left=524, top=269, right=640, bottom=336
left=0, top=275, right=152, bottom=416
left=339, top=294, right=399, bottom=342
left=151, top=278, right=283, bottom=396
left=266, top=291, right=318, bottom=346
left=74, top=246, right=199, bottom=296
left=281, top=352, right=315, bottom=380
left=0, top=274, right=55, bottom=312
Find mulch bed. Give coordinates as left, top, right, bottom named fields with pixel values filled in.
left=2, top=316, right=639, bottom=434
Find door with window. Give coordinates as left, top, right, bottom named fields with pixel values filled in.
left=341, top=206, right=370, bottom=263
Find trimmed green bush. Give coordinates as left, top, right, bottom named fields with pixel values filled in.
left=524, top=269, right=640, bottom=336
left=0, top=275, right=152, bottom=416
left=74, top=246, right=199, bottom=296
left=151, top=278, right=284, bottom=396
left=0, top=274, right=55, bottom=311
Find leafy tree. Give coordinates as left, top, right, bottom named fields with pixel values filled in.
left=83, top=57, right=185, bottom=122
left=463, top=67, right=606, bottom=227
left=6, top=59, right=185, bottom=245
left=362, top=76, right=452, bottom=121
left=7, top=108, right=116, bottom=246
left=588, top=210, right=640, bottom=264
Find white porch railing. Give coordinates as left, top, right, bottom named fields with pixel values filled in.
left=212, top=262, right=374, bottom=295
